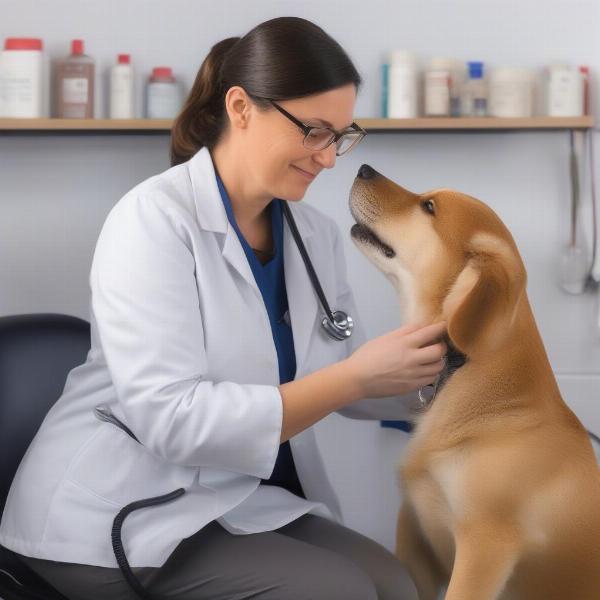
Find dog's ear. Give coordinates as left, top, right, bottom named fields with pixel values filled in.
left=443, top=234, right=526, bottom=356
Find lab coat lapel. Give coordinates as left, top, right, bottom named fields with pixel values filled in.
left=188, top=146, right=320, bottom=371
left=189, top=147, right=260, bottom=296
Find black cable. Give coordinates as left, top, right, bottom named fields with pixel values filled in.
left=111, top=488, right=186, bottom=600
left=281, top=200, right=335, bottom=321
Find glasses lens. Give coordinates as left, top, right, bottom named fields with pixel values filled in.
left=336, top=132, right=365, bottom=156
left=303, top=128, right=336, bottom=151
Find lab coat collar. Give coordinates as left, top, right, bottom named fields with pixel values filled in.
left=187, top=146, right=320, bottom=372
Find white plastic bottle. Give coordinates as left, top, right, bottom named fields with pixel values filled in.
left=110, top=54, right=134, bottom=119
left=546, top=64, right=583, bottom=117
left=424, top=58, right=451, bottom=117
left=387, top=51, right=419, bottom=118
left=0, top=38, right=44, bottom=118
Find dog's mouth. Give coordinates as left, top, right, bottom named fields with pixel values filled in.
left=350, top=222, right=396, bottom=258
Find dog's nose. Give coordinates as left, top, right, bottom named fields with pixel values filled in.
left=357, top=164, right=377, bottom=180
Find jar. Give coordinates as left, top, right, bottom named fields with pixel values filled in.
left=146, top=67, right=181, bottom=119
left=0, top=38, right=44, bottom=118
left=488, top=67, right=533, bottom=118
left=387, top=51, right=419, bottom=118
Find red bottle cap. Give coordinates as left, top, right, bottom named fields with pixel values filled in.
left=118, top=54, right=130, bottom=64
left=71, top=39, right=84, bottom=55
left=4, top=38, right=43, bottom=51
left=152, top=67, right=173, bottom=78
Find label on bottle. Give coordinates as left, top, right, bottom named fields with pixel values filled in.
left=63, top=78, right=88, bottom=104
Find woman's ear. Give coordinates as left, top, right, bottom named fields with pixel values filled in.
left=443, top=234, right=526, bottom=356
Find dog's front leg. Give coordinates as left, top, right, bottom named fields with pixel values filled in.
left=395, top=500, right=444, bottom=600
left=444, top=523, right=520, bottom=600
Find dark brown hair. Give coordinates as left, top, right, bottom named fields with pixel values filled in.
left=169, top=17, right=363, bottom=167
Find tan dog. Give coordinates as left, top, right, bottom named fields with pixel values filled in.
left=348, top=164, right=600, bottom=600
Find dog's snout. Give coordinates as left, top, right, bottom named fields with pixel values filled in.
left=357, top=164, right=377, bottom=180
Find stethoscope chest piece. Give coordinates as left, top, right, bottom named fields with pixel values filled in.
left=321, top=310, right=353, bottom=340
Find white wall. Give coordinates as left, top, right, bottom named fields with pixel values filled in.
left=2, top=0, right=600, bottom=557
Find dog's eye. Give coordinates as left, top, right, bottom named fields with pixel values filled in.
left=421, top=199, right=435, bottom=215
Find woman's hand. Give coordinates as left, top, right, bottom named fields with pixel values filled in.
left=346, top=321, right=448, bottom=399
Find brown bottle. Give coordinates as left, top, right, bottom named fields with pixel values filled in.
left=56, top=39, right=95, bottom=118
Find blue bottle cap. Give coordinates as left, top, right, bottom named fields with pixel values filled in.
left=468, top=61, right=484, bottom=78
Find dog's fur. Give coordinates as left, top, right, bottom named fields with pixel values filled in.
left=349, top=165, right=600, bottom=600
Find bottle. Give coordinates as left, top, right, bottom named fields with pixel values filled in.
left=0, top=38, right=44, bottom=118
left=545, top=64, right=583, bottom=117
left=387, top=51, right=419, bottom=118
left=461, top=61, right=487, bottom=117
left=110, top=54, right=134, bottom=119
left=381, top=62, right=389, bottom=118
left=579, top=65, right=590, bottom=115
left=56, top=39, right=95, bottom=118
left=146, top=67, right=181, bottom=119
left=424, top=58, right=451, bottom=117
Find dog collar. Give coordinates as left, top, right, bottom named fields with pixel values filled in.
left=418, top=339, right=467, bottom=409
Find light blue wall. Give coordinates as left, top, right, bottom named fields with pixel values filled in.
left=2, top=0, right=600, bottom=558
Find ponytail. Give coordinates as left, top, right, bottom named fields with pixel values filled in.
left=169, top=37, right=240, bottom=167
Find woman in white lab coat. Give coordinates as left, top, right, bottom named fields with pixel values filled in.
left=0, top=16, right=447, bottom=600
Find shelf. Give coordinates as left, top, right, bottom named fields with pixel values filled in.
left=0, top=116, right=594, bottom=134
left=360, top=116, right=594, bottom=132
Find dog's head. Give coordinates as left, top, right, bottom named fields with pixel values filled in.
left=349, top=164, right=527, bottom=357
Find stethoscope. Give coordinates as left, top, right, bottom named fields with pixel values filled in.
left=91, top=200, right=353, bottom=600
left=281, top=200, right=353, bottom=341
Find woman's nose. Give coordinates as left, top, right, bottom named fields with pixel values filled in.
left=313, top=143, right=337, bottom=169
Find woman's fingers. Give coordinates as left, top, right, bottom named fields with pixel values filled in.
left=416, top=343, right=447, bottom=366
left=405, top=321, right=447, bottom=349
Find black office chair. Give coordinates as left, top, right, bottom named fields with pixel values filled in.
left=0, top=313, right=91, bottom=600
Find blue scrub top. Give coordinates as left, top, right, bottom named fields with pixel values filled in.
left=216, top=172, right=305, bottom=498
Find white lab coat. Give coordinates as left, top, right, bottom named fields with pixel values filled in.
left=0, top=147, right=418, bottom=568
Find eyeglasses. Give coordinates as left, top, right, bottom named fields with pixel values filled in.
left=266, top=99, right=367, bottom=157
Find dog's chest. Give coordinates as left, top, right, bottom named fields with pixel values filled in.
left=402, top=450, right=469, bottom=574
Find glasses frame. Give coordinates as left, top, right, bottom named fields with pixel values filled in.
left=265, top=99, right=367, bottom=156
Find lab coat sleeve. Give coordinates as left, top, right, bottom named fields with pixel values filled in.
left=90, top=193, right=282, bottom=479
left=328, top=219, right=420, bottom=422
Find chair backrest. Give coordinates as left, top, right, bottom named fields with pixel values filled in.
left=0, top=313, right=90, bottom=517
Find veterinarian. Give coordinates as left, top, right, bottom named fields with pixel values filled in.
left=0, top=16, right=448, bottom=600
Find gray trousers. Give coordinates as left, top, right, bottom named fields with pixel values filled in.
left=19, top=514, right=418, bottom=600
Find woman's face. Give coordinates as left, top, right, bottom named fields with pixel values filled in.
left=233, top=83, right=358, bottom=202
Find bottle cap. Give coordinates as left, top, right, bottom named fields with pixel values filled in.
left=118, top=54, right=131, bottom=64
left=468, top=61, right=484, bottom=78
left=71, top=39, right=84, bottom=55
left=4, top=38, right=43, bottom=51
left=152, top=67, right=173, bottom=78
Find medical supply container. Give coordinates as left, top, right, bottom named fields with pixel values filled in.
left=429, top=57, right=464, bottom=117
left=424, top=58, right=452, bottom=117
left=146, top=67, right=182, bottom=119
left=488, top=67, right=533, bottom=117
left=461, top=61, right=487, bottom=117
left=387, top=51, right=418, bottom=118
left=545, top=64, right=583, bottom=117
left=0, top=38, right=44, bottom=118
left=109, top=54, right=134, bottom=119
left=580, top=66, right=590, bottom=115
left=56, top=39, right=95, bottom=118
